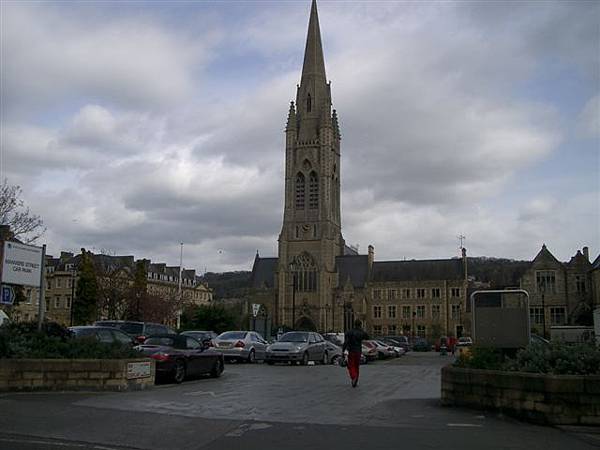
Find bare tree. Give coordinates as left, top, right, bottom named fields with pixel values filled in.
left=0, top=179, right=46, bottom=243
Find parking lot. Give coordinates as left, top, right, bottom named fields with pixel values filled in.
left=1, top=352, right=598, bottom=450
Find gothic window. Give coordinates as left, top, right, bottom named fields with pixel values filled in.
left=295, top=173, right=305, bottom=209
left=309, top=171, right=319, bottom=209
left=290, top=252, right=317, bottom=292
left=307, top=93, right=312, bottom=113
left=536, top=270, right=556, bottom=294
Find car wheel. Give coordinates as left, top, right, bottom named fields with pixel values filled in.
left=301, top=352, right=309, bottom=366
left=247, top=349, right=256, bottom=364
left=331, top=355, right=342, bottom=366
left=173, top=360, right=186, bottom=384
left=322, top=351, right=328, bottom=365
left=210, top=358, right=224, bottom=378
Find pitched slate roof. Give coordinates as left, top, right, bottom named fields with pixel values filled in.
left=372, top=259, right=464, bottom=282
left=336, top=255, right=369, bottom=288
left=467, top=257, right=530, bottom=288
left=250, top=257, right=278, bottom=289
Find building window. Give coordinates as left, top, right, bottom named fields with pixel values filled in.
left=373, top=289, right=382, bottom=300
left=295, top=173, right=305, bottom=209
left=402, top=306, right=411, bottom=319
left=417, top=288, right=426, bottom=299
left=388, top=305, right=396, bottom=319
left=451, top=287, right=460, bottom=298
left=46, top=299, right=50, bottom=311
left=416, top=305, right=425, bottom=318
left=550, top=307, right=566, bottom=326
left=416, top=325, right=426, bottom=338
left=313, top=224, right=317, bottom=238
left=536, top=270, right=556, bottom=294
left=576, top=276, right=586, bottom=294
left=373, top=325, right=382, bottom=336
left=403, top=289, right=411, bottom=299
left=388, top=289, right=397, bottom=300
left=431, top=305, right=441, bottom=319
left=47, top=280, right=51, bottom=290
left=306, top=93, right=312, bottom=113
left=295, top=226, right=299, bottom=238
left=451, top=304, right=461, bottom=320
left=373, top=305, right=382, bottom=319
left=309, top=171, right=319, bottom=209
left=56, top=278, right=62, bottom=288
left=54, top=297, right=60, bottom=308
left=431, top=288, right=441, bottom=299
left=529, top=307, right=544, bottom=325
left=291, top=252, right=317, bottom=292
left=66, top=296, right=71, bottom=309
left=388, top=325, right=397, bottom=335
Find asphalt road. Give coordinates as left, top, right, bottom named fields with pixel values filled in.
left=1, top=352, right=598, bottom=450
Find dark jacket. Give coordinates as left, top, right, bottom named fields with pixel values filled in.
left=343, top=328, right=369, bottom=353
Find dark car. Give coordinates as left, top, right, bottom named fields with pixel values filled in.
left=69, top=326, right=136, bottom=346
left=180, top=330, right=218, bottom=347
left=412, top=338, right=430, bottom=352
left=94, top=321, right=176, bottom=343
left=136, top=334, right=224, bottom=383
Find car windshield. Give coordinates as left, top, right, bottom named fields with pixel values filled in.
left=218, top=332, right=247, bottom=340
left=144, top=337, right=175, bottom=346
left=279, top=332, right=308, bottom=343
left=118, top=323, right=144, bottom=335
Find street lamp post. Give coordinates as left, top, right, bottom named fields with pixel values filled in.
left=412, top=311, right=416, bottom=339
left=69, top=267, right=76, bottom=326
left=292, top=272, right=296, bottom=330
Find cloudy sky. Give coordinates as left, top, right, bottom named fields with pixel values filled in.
left=1, top=0, right=598, bottom=273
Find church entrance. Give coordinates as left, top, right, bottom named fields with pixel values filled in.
left=295, top=316, right=317, bottom=332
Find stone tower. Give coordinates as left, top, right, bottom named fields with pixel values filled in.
left=277, top=0, right=345, bottom=331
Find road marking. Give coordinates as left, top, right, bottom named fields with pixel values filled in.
left=0, top=437, right=123, bottom=449
left=447, top=423, right=483, bottom=428
left=225, top=422, right=272, bottom=437
left=184, top=390, right=217, bottom=397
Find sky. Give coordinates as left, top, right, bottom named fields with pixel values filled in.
left=1, top=0, right=598, bottom=273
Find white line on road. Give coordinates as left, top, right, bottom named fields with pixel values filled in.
left=447, top=423, right=483, bottom=428
left=0, top=436, right=123, bottom=450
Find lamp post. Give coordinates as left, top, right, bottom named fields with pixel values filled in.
left=412, top=311, right=416, bottom=339
left=69, top=266, right=76, bottom=326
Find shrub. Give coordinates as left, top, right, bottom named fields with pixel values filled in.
left=0, top=321, right=139, bottom=359
left=455, top=346, right=504, bottom=370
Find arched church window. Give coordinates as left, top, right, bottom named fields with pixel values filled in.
left=290, top=252, right=317, bottom=292
left=309, top=171, right=319, bottom=209
left=307, top=93, right=312, bottom=113
left=295, top=173, right=305, bottom=209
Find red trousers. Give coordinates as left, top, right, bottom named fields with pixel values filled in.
left=347, top=351, right=361, bottom=381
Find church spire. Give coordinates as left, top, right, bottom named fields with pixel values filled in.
left=301, top=0, right=327, bottom=85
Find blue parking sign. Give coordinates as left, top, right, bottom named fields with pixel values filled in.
left=1, top=285, right=15, bottom=305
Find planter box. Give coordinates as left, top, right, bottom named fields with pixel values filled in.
left=441, top=365, right=600, bottom=425
left=0, top=358, right=155, bottom=392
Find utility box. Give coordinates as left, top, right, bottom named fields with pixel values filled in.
left=471, top=290, right=530, bottom=349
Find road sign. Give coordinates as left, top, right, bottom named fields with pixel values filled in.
left=252, top=303, right=261, bottom=317
left=1, top=241, right=43, bottom=287
left=1, top=285, right=15, bottom=305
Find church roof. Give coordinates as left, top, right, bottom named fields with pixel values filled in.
left=250, top=256, right=278, bottom=289
left=371, top=259, right=464, bottom=282
left=336, top=255, right=369, bottom=288
left=301, top=0, right=327, bottom=85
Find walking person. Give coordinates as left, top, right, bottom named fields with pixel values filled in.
left=342, top=319, right=369, bottom=388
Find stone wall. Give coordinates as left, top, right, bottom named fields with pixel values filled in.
left=0, top=358, right=155, bottom=392
left=441, top=365, right=600, bottom=425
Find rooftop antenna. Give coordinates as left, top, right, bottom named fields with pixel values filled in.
left=458, top=234, right=466, bottom=252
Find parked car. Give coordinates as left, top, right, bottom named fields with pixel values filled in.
left=412, top=338, right=430, bottom=352
left=370, top=340, right=395, bottom=359
left=214, top=331, right=268, bottom=363
left=69, top=326, right=136, bottom=346
left=180, top=330, right=217, bottom=347
left=323, top=333, right=345, bottom=347
left=455, top=336, right=473, bottom=357
left=435, top=336, right=456, bottom=353
left=136, top=334, right=224, bottom=383
left=361, top=341, right=378, bottom=361
left=265, top=331, right=328, bottom=365
left=340, top=350, right=368, bottom=366
left=383, top=335, right=411, bottom=352
left=380, top=337, right=406, bottom=356
left=324, top=341, right=343, bottom=365
left=94, top=321, right=175, bottom=343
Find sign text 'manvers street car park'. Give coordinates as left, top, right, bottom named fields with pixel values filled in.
left=1, top=241, right=43, bottom=287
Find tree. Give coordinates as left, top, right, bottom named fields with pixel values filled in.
left=181, top=305, right=237, bottom=333
left=0, top=179, right=46, bottom=243
left=96, top=264, right=132, bottom=321
left=73, top=249, right=99, bottom=325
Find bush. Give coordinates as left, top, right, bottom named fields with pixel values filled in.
left=454, top=342, right=600, bottom=375
left=0, top=321, right=139, bottom=359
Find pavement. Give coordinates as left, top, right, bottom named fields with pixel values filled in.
left=1, top=352, right=599, bottom=450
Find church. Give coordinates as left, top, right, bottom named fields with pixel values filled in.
left=249, top=0, right=597, bottom=339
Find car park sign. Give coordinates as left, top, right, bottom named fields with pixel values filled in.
left=252, top=303, right=261, bottom=317
left=1, top=241, right=43, bottom=287
left=1, top=285, right=15, bottom=305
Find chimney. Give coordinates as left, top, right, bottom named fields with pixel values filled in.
left=583, top=246, right=589, bottom=261
left=462, top=247, right=468, bottom=282
left=368, top=245, right=374, bottom=272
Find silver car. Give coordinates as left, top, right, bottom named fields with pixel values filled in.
left=265, top=331, right=327, bottom=365
left=213, top=331, right=267, bottom=363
